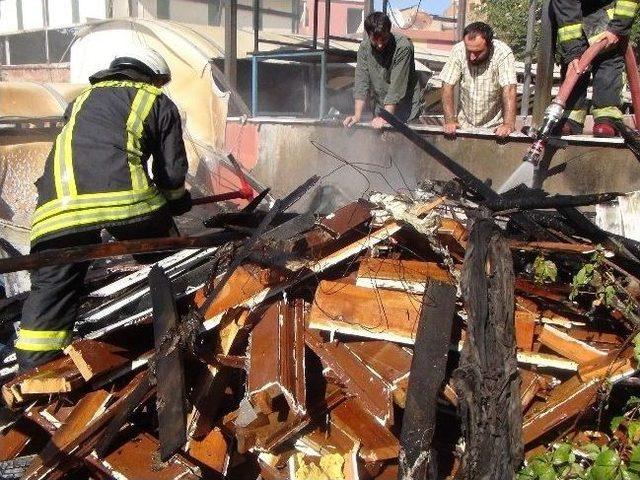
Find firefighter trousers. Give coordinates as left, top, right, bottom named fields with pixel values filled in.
left=562, top=46, right=625, bottom=124
left=16, top=212, right=177, bottom=371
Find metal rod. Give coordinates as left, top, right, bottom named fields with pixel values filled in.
left=312, top=0, right=319, bottom=49
left=520, top=0, right=537, bottom=117
left=224, top=0, right=238, bottom=89
left=320, top=50, right=327, bottom=118
left=324, top=0, right=331, bottom=49
left=253, top=0, right=260, bottom=53
left=252, top=55, right=258, bottom=116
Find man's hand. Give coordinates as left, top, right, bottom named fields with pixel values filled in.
left=343, top=114, right=361, bottom=128
left=371, top=116, right=388, bottom=129
left=444, top=121, right=459, bottom=137
left=494, top=122, right=515, bottom=137
left=168, top=190, right=192, bottom=217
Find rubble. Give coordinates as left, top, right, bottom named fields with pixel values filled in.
left=0, top=172, right=640, bottom=479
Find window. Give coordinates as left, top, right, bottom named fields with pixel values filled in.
left=157, top=0, right=170, bottom=19
left=346, top=7, right=362, bottom=34
left=208, top=0, right=222, bottom=26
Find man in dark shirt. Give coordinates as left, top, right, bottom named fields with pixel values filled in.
left=343, top=12, right=422, bottom=129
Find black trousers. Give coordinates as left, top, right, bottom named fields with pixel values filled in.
left=16, top=213, right=177, bottom=371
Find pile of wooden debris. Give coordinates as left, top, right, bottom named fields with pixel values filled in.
left=0, top=172, right=639, bottom=480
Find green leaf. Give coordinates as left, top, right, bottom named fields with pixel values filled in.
left=553, top=443, right=575, bottom=466
left=589, top=448, right=623, bottom=480
left=629, top=421, right=640, bottom=445
left=628, top=445, right=640, bottom=474
left=634, top=336, right=640, bottom=365
left=534, top=255, right=558, bottom=284
left=627, top=396, right=640, bottom=408
left=583, top=443, right=604, bottom=461
left=612, top=416, right=625, bottom=432
left=603, top=285, right=617, bottom=307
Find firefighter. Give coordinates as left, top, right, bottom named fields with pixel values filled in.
left=552, top=0, right=639, bottom=136
left=16, top=46, right=191, bottom=371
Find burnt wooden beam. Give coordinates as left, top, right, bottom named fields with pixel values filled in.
left=453, top=218, right=523, bottom=478
left=0, top=230, right=245, bottom=274
left=149, top=265, right=188, bottom=461
left=487, top=192, right=620, bottom=211
left=398, top=280, right=457, bottom=479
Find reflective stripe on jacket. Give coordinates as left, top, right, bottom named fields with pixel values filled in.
left=31, top=80, right=188, bottom=245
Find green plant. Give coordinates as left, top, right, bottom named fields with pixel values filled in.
left=533, top=255, right=558, bottom=284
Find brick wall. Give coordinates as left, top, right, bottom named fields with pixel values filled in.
left=0, top=63, right=70, bottom=82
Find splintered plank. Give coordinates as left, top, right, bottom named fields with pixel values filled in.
left=65, top=339, right=130, bottom=381
left=308, top=280, right=422, bottom=344
left=319, top=200, right=374, bottom=238
left=194, top=263, right=289, bottom=321
left=0, top=419, right=36, bottom=460
left=149, top=266, right=187, bottom=461
left=520, top=369, right=545, bottom=411
left=522, top=358, right=635, bottom=445
left=330, top=397, right=399, bottom=462
left=23, top=389, right=112, bottom=479
left=247, top=300, right=306, bottom=413
left=187, top=309, right=250, bottom=440
left=187, top=427, right=229, bottom=476
left=538, top=324, right=607, bottom=364
left=97, top=432, right=200, bottom=480
left=517, top=351, right=579, bottom=371
left=19, top=356, right=84, bottom=395
left=515, top=311, right=536, bottom=351
left=437, top=217, right=469, bottom=247
left=344, top=340, right=412, bottom=387
left=399, top=281, right=457, bottom=478
left=522, top=375, right=600, bottom=444
left=355, top=258, right=453, bottom=294
left=305, top=330, right=393, bottom=425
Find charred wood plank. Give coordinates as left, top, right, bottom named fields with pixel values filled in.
left=487, top=192, right=619, bottom=211
left=398, top=280, right=457, bottom=479
left=65, top=339, right=130, bottom=382
left=0, top=231, right=245, bottom=274
left=453, top=218, right=523, bottom=479
left=308, top=280, right=422, bottom=344
left=306, top=331, right=394, bottom=425
left=149, top=265, right=187, bottom=461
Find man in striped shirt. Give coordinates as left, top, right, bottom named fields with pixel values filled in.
left=439, top=22, right=517, bottom=138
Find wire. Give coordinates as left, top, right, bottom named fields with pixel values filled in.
left=387, top=0, right=425, bottom=30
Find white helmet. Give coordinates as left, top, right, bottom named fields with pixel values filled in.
left=110, top=46, right=171, bottom=85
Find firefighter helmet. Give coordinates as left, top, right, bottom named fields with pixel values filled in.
left=110, top=46, right=171, bottom=85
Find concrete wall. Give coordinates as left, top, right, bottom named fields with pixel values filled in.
left=228, top=119, right=640, bottom=214
left=0, top=64, right=70, bottom=82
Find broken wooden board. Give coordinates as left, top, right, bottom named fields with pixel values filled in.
left=538, top=324, right=607, bottom=364
left=305, top=330, right=393, bottom=425
left=517, top=351, right=579, bottom=371
left=515, top=311, right=536, bottom=352
left=64, top=339, right=130, bottom=382
left=330, top=397, right=399, bottom=462
left=523, top=358, right=635, bottom=444
left=247, top=300, right=306, bottom=415
left=344, top=340, right=412, bottom=397
left=188, top=309, right=250, bottom=440
left=355, top=257, right=454, bottom=294
left=0, top=419, right=36, bottom=461
left=186, top=427, right=230, bottom=477
left=23, top=389, right=112, bottom=479
left=520, top=369, right=546, bottom=411
left=308, top=280, right=422, bottom=344
left=91, top=432, right=201, bottom=479
left=319, top=199, right=374, bottom=238
left=194, top=263, right=289, bottom=321
left=19, top=356, right=84, bottom=395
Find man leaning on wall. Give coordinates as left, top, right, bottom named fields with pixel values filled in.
left=439, top=21, right=518, bottom=138
left=343, top=12, right=422, bottom=129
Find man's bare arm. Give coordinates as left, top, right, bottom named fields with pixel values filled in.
left=441, top=83, right=458, bottom=135
left=495, top=84, right=517, bottom=137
